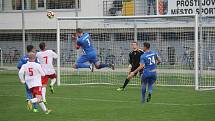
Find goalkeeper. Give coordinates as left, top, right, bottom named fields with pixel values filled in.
left=117, top=41, right=143, bottom=91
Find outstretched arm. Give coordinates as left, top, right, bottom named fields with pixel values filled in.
left=156, top=53, right=161, bottom=65
left=71, top=35, right=80, bottom=49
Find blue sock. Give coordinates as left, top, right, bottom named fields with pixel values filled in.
left=32, top=102, right=38, bottom=109
left=97, top=64, right=108, bottom=69
left=25, top=84, right=38, bottom=109
left=148, top=83, right=153, bottom=94
left=76, top=63, right=90, bottom=68
left=141, top=83, right=146, bottom=103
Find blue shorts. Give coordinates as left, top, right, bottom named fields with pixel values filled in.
left=141, top=72, right=157, bottom=85
left=76, top=51, right=98, bottom=65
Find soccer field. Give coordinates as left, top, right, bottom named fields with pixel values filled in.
left=0, top=72, right=215, bottom=121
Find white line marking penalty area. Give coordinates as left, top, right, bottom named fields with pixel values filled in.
left=0, top=94, right=215, bottom=107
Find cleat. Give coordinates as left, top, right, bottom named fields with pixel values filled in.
left=45, top=109, right=52, bottom=114
left=146, top=94, right=151, bottom=102
left=89, top=64, right=94, bottom=72
left=49, top=85, right=54, bottom=94
left=33, top=108, right=39, bottom=113
left=43, top=101, right=48, bottom=105
left=116, top=87, right=124, bottom=91
left=26, top=100, right=33, bottom=111
left=109, top=63, right=115, bottom=70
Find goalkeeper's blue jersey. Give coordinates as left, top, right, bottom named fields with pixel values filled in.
left=17, top=54, right=39, bottom=69
left=77, top=33, right=96, bottom=55
left=140, top=51, right=158, bottom=77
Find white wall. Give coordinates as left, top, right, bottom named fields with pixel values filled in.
left=0, top=0, right=103, bottom=30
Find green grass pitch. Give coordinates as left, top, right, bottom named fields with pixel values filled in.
left=0, top=72, right=215, bottom=121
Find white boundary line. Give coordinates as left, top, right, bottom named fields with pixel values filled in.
left=1, top=94, right=215, bottom=107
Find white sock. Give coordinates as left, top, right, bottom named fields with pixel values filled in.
left=30, top=98, right=38, bottom=103
left=42, top=87, right=46, bottom=102
left=39, top=102, right=47, bottom=112
left=50, top=78, right=56, bottom=86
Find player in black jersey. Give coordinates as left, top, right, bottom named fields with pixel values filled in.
left=117, top=41, right=144, bottom=91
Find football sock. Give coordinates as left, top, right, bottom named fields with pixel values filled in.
left=25, top=85, right=38, bottom=109
left=142, top=83, right=147, bottom=102
left=33, top=102, right=38, bottom=109
left=25, top=85, right=33, bottom=99
left=39, top=102, right=47, bottom=112
left=50, top=78, right=56, bottom=86
left=76, top=63, right=90, bottom=68
left=97, top=64, right=108, bottom=69
left=122, top=78, right=130, bottom=89
left=148, top=83, right=153, bottom=94
left=42, top=87, right=46, bottom=102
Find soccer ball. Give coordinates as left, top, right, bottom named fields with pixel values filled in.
left=47, top=11, right=55, bottom=19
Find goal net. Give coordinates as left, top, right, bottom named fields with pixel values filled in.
left=56, top=15, right=215, bottom=90
left=198, top=16, right=215, bottom=90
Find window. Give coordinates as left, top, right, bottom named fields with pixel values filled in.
left=38, top=0, right=44, bottom=7
left=47, top=0, right=80, bottom=9
left=2, top=0, right=80, bottom=11
left=36, top=0, right=45, bottom=10
left=12, top=0, right=22, bottom=10
left=12, top=0, right=36, bottom=10
left=0, top=0, right=2, bottom=11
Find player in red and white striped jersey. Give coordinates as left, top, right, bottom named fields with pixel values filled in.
left=36, top=42, right=58, bottom=103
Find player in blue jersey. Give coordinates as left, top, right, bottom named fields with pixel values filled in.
left=17, top=45, right=39, bottom=112
left=72, top=28, right=115, bottom=71
left=128, top=42, right=161, bottom=103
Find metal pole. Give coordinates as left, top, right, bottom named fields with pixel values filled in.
left=0, top=48, right=3, bottom=67
left=199, top=0, right=203, bottom=81
left=75, top=0, right=80, bottom=75
left=57, top=14, right=197, bottom=20
left=195, top=14, right=199, bottom=90
left=22, top=0, right=25, bottom=56
left=134, top=0, right=137, bottom=42
left=156, top=0, right=159, bottom=15
left=134, top=24, right=137, bottom=42
left=75, top=0, right=79, bottom=28
left=57, top=20, right=61, bottom=86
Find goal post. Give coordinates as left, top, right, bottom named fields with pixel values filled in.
left=56, top=15, right=215, bottom=90
left=194, top=14, right=199, bottom=90
left=198, top=16, right=215, bottom=91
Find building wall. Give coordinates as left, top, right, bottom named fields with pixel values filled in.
left=0, top=0, right=103, bottom=30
